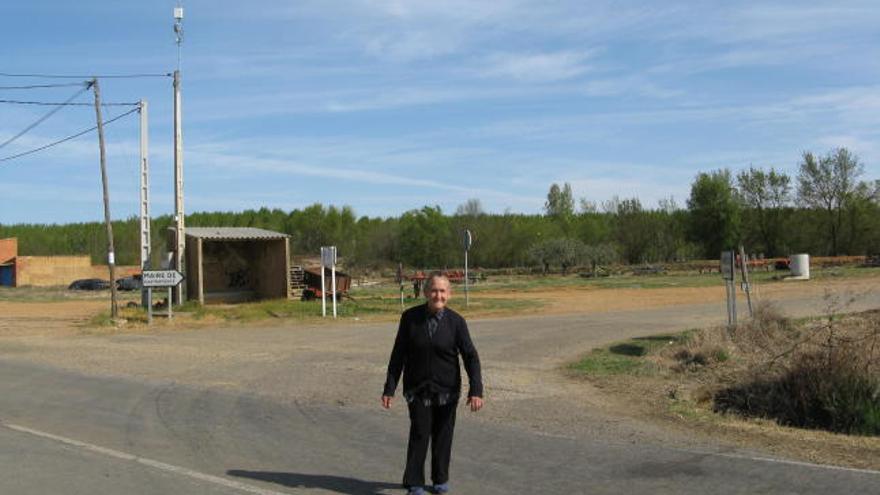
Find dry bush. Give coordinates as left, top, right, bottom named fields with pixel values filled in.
left=657, top=297, right=880, bottom=435
left=657, top=327, right=733, bottom=374
left=729, top=302, right=798, bottom=362
left=713, top=301, right=880, bottom=436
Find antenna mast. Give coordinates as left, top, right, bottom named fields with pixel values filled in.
left=174, top=2, right=184, bottom=72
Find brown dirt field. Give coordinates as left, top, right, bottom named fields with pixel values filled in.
left=476, top=275, right=877, bottom=315
left=0, top=300, right=106, bottom=337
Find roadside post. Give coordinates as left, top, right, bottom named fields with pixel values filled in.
left=738, top=245, right=754, bottom=317
left=320, top=246, right=337, bottom=318
left=462, top=229, right=472, bottom=308
left=721, top=250, right=736, bottom=329
left=142, top=269, right=185, bottom=324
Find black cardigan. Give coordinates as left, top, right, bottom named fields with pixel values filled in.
left=383, top=304, right=483, bottom=399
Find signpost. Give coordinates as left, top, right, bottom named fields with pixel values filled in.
left=720, top=251, right=736, bottom=329
left=320, top=246, right=337, bottom=318
left=142, top=269, right=184, bottom=324
left=738, top=245, right=754, bottom=317
left=462, top=229, right=473, bottom=308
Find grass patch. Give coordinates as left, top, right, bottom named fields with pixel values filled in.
left=571, top=348, right=644, bottom=375
left=571, top=333, right=691, bottom=376
left=86, top=312, right=115, bottom=327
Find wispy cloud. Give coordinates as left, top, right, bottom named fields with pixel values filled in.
left=184, top=140, right=531, bottom=207
left=479, top=51, right=596, bottom=82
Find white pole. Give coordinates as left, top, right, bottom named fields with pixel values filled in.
left=139, top=100, right=152, bottom=312
left=331, top=257, right=337, bottom=318
left=173, top=69, right=185, bottom=305
left=321, top=249, right=327, bottom=317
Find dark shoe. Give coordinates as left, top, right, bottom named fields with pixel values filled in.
left=433, top=483, right=450, bottom=493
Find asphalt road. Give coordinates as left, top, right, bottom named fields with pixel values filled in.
left=1, top=290, right=879, bottom=494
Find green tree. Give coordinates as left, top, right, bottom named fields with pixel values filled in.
left=582, top=243, right=617, bottom=276
left=737, top=166, right=791, bottom=257
left=610, top=197, right=653, bottom=264
left=545, top=183, right=575, bottom=219
left=527, top=237, right=584, bottom=275
left=397, top=206, right=454, bottom=267
left=687, top=169, right=741, bottom=258
left=797, top=148, right=865, bottom=255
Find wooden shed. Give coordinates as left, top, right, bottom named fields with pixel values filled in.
left=184, top=227, right=291, bottom=304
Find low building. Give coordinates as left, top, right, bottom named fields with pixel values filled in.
left=0, top=237, right=139, bottom=287
left=184, top=227, right=291, bottom=304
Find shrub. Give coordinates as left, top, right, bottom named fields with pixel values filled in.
left=714, top=349, right=880, bottom=435
left=714, top=308, right=880, bottom=436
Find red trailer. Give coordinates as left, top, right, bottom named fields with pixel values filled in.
left=300, top=266, right=351, bottom=301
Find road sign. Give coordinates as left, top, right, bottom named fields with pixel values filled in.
left=720, top=251, right=734, bottom=280
left=142, top=270, right=184, bottom=288
left=462, top=229, right=473, bottom=251
left=321, top=246, right=337, bottom=266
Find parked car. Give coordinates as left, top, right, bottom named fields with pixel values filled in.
left=116, top=275, right=142, bottom=291
left=68, top=278, right=111, bottom=290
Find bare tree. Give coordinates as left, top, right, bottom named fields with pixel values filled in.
left=579, top=197, right=598, bottom=214
left=455, top=198, right=484, bottom=217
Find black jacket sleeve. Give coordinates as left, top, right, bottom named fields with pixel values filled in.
left=383, top=312, right=408, bottom=397
left=456, top=316, right=483, bottom=398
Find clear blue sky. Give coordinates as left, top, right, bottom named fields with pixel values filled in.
left=2, top=1, right=878, bottom=224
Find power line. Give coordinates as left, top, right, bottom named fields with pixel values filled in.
left=0, top=99, right=139, bottom=107
left=0, top=72, right=172, bottom=79
left=0, top=83, right=91, bottom=152
left=0, top=82, right=90, bottom=90
left=0, top=107, right=139, bottom=164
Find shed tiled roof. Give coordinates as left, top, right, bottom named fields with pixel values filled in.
left=185, top=227, right=289, bottom=240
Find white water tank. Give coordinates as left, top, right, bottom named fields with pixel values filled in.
left=789, top=254, right=810, bottom=280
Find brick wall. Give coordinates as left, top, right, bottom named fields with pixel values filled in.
left=0, top=238, right=17, bottom=264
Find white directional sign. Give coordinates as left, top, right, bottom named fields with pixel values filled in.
left=142, top=270, right=185, bottom=288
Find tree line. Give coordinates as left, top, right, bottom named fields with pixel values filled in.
left=1, top=148, right=877, bottom=274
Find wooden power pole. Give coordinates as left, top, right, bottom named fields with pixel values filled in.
left=91, top=78, right=119, bottom=318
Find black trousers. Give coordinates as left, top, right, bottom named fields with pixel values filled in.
left=403, top=400, right=457, bottom=487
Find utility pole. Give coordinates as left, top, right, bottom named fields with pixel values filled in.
left=139, top=100, right=151, bottom=314
left=91, top=78, right=119, bottom=319
left=172, top=5, right=186, bottom=305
